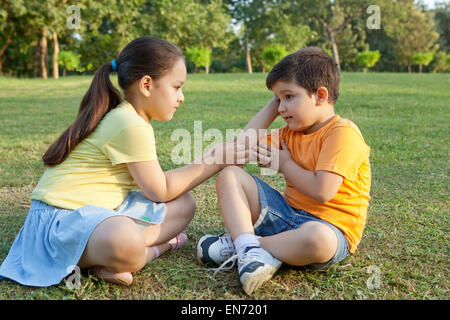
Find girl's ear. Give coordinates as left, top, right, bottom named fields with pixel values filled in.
left=139, top=75, right=153, bottom=97
left=315, top=87, right=329, bottom=106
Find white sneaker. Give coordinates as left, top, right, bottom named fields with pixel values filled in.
left=197, top=234, right=235, bottom=266
left=237, top=246, right=282, bottom=295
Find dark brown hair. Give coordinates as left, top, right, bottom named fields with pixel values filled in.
left=266, top=47, right=340, bottom=105
left=43, top=36, right=184, bottom=166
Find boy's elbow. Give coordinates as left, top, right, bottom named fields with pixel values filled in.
left=314, top=190, right=335, bottom=203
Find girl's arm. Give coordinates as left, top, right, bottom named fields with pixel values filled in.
left=127, top=141, right=246, bottom=203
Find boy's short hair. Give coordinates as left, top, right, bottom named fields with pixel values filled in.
left=266, top=47, right=340, bottom=105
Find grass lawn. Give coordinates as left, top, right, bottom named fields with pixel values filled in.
left=0, top=72, right=448, bottom=300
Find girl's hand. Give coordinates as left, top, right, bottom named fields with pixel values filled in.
left=252, top=140, right=293, bottom=172
left=203, top=141, right=248, bottom=168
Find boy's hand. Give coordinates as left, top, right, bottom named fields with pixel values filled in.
left=253, top=140, right=293, bottom=172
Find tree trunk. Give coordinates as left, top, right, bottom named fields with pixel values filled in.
left=329, top=31, right=341, bottom=72
left=408, top=64, right=411, bottom=73
left=52, top=30, right=59, bottom=79
left=205, top=63, right=209, bottom=74
left=40, top=28, right=48, bottom=79
left=244, top=33, right=252, bottom=74
left=419, top=64, right=423, bottom=73
left=0, top=32, right=12, bottom=75
left=63, top=68, right=67, bottom=77
left=33, top=43, right=39, bottom=78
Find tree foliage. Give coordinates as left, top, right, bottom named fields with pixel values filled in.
left=357, top=50, right=381, bottom=72
left=185, top=47, right=212, bottom=73
left=0, top=0, right=446, bottom=77
left=261, top=44, right=287, bottom=71
left=383, top=0, right=440, bottom=72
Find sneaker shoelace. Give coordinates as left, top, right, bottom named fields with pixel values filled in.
left=209, top=246, right=261, bottom=277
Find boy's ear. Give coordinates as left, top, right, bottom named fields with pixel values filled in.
left=139, top=75, right=153, bottom=98
left=315, top=87, right=329, bottom=106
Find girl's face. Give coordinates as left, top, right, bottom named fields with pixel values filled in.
left=147, top=58, right=186, bottom=121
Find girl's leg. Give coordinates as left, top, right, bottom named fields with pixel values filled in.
left=141, top=192, right=196, bottom=247
left=259, top=221, right=338, bottom=266
left=78, top=216, right=147, bottom=273
left=215, top=166, right=261, bottom=239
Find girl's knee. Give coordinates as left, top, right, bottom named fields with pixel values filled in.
left=99, top=217, right=147, bottom=272
left=180, top=192, right=196, bottom=219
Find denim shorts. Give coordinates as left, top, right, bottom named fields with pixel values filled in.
left=252, top=176, right=349, bottom=270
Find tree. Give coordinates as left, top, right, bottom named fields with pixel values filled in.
left=150, top=0, right=232, bottom=74
left=228, top=0, right=315, bottom=73
left=0, top=0, right=28, bottom=75
left=384, top=0, right=440, bottom=72
left=185, top=47, right=212, bottom=73
left=412, top=52, right=434, bottom=73
left=433, top=1, right=450, bottom=53
left=288, top=0, right=370, bottom=71
left=58, top=50, right=81, bottom=76
left=357, top=50, right=381, bottom=72
left=261, top=44, right=287, bottom=71
left=429, top=51, right=449, bottom=73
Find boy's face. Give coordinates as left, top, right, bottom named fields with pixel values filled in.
left=272, top=80, right=322, bottom=133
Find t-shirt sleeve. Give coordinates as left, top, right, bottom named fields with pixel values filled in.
left=316, top=126, right=370, bottom=182
left=259, top=127, right=285, bottom=149
left=102, top=125, right=158, bottom=165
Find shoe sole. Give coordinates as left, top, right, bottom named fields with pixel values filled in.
left=240, top=263, right=281, bottom=295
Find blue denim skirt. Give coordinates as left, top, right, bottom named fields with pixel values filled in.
left=0, top=191, right=165, bottom=287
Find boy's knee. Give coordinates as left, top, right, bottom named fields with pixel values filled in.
left=216, top=165, right=245, bottom=186
left=302, top=223, right=338, bottom=263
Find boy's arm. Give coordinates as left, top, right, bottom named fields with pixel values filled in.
left=237, top=96, right=280, bottom=149
left=280, top=161, right=344, bottom=204
left=256, top=140, right=343, bottom=203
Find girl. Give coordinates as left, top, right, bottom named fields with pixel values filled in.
left=0, top=36, right=244, bottom=287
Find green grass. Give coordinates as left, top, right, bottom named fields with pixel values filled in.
left=0, top=72, right=448, bottom=300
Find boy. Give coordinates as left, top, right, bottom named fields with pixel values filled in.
left=197, top=47, right=371, bottom=295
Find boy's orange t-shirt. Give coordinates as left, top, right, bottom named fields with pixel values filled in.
left=263, top=115, right=371, bottom=253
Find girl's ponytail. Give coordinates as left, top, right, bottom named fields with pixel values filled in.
left=42, top=61, right=122, bottom=166
left=43, top=36, right=183, bottom=167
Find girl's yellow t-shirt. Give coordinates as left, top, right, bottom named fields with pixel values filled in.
left=263, top=115, right=371, bottom=253
left=31, top=100, right=157, bottom=210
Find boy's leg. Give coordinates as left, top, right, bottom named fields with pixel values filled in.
left=259, top=221, right=338, bottom=266
left=215, top=166, right=282, bottom=295
left=215, top=166, right=261, bottom=239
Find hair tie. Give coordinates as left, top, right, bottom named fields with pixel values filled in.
left=111, top=60, right=117, bottom=72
